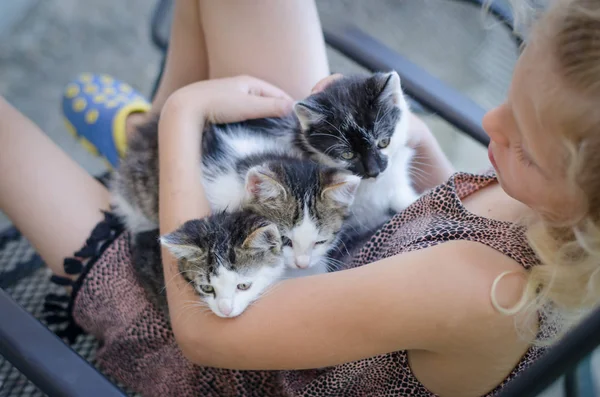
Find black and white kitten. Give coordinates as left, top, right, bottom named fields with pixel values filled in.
left=134, top=210, right=285, bottom=318
left=293, top=71, right=418, bottom=231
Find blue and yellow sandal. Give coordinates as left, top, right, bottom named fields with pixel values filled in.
left=62, top=73, right=151, bottom=168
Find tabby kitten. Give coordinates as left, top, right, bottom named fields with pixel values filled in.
left=293, top=71, right=419, bottom=231
left=133, top=210, right=285, bottom=318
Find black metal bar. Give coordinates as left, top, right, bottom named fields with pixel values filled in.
left=496, top=306, right=600, bottom=397
left=0, top=288, right=127, bottom=397
left=564, top=369, right=580, bottom=397
left=323, top=25, right=490, bottom=146
left=150, top=0, right=172, bottom=51
left=453, top=0, right=523, bottom=48
left=150, top=52, right=167, bottom=100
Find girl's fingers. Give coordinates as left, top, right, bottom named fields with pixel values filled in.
left=310, top=73, right=344, bottom=94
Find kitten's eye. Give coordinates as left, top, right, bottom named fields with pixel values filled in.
left=340, top=151, right=355, bottom=160
left=377, top=137, right=390, bottom=149
left=199, top=285, right=214, bottom=294
left=282, top=236, right=293, bottom=247
left=237, top=282, right=252, bottom=291
left=315, top=240, right=328, bottom=245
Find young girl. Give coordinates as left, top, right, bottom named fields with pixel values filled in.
left=1, top=0, right=599, bottom=396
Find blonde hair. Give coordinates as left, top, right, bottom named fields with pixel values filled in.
left=497, top=0, right=600, bottom=344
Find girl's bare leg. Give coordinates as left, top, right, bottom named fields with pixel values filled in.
left=0, top=97, right=110, bottom=277
left=199, top=0, right=329, bottom=100
left=149, top=0, right=208, bottom=111
left=149, top=0, right=329, bottom=113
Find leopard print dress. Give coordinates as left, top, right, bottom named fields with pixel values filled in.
left=45, top=170, right=548, bottom=397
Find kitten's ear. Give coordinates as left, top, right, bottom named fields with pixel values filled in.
left=373, top=71, right=403, bottom=107
left=294, top=101, right=324, bottom=130
left=160, top=230, right=204, bottom=261
left=245, top=165, right=287, bottom=202
left=242, top=223, right=282, bottom=251
left=321, top=171, right=361, bottom=207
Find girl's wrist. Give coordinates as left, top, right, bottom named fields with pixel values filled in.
left=406, top=112, right=432, bottom=150
left=162, top=90, right=207, bottom=124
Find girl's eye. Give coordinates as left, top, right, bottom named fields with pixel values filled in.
left=199, top=285, right=214, bottom=294
left=282, top=236, right=293, bottom=247
left=340, top=151, right=355, bottom=160
left=315, top=240, right=328, bottom=245
left=377, top=137, right=390, bottom=148
left=237, top=282, right=252, bottom=291
left=515, top=145, right=533, bottom=167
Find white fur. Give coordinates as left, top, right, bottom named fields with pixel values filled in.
left=348, top=72, right=419, bottom=232
left=281, top=204, right=334, bottom=270
left=198, top=263, right=284, bottom=318
left=201, top=125, right=300, bottom=212
left=203, top=172, right=247, bottom=212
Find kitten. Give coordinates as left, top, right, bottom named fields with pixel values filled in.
left=110, top=117, right=162, bottom=234
left=133, top=210, right=285, bottom=318
left=293, top=71, right=419, bottom=232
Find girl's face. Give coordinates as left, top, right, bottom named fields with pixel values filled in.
left=482, top=38, right=581, bottom=220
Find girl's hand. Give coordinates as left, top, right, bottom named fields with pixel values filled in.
left=163, top=75, right=294, bottom=125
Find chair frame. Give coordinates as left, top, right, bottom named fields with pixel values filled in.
left=0, top=1, right=595, bottom=396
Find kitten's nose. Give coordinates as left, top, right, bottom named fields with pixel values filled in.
left=363, top=158, right=381, bottom=178
left=366, top=169, right=380, bottom=178
left=296, top=255, right=311, bottom=269
left=218, top=299, right=233, bottom=316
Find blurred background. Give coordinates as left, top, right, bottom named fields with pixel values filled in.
left=0, top=0, right=515, bottom=230
left=0, top=0, right=591, bottom=396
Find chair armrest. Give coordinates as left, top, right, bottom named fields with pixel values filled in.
left=323, top=24, right=490, bottom=146
left=496, top=305, right=600, bottom=397
left=454, top=0, right=522, bottom=46
left=0, top=288, right=127, bottom=397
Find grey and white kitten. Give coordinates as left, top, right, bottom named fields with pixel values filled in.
left=293, top=71, right=418, bottom=232
left=133, top=210, right=285, bottom=318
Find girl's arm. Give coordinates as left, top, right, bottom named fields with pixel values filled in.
left=407, top=113, right=455, bottom=193
left=158, top=99, right=210, bottom=339
left=158, top=75, right=294, bottom=352
left=171, top=239, right=527, bottom=370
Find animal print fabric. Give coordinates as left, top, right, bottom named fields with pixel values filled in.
left=69, top=171, right=547, bottom=396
